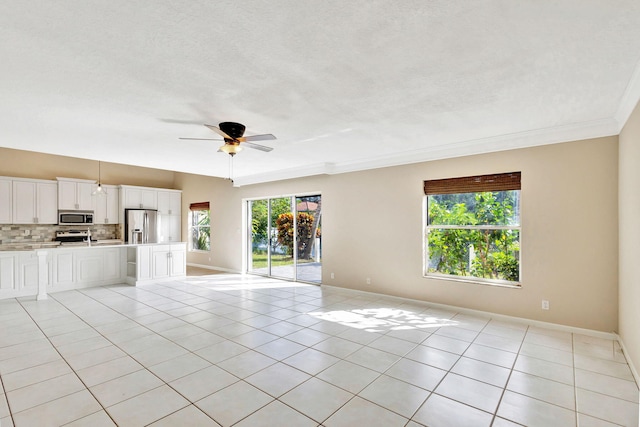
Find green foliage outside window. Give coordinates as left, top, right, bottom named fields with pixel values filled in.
left=427, top=191, right=520, bottom=283
left=190, top=209, right=210, bottom=251
left=276, top=212, right=315, bottom=257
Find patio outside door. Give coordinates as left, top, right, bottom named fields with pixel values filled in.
left=248, top=194, right=321, bottom=284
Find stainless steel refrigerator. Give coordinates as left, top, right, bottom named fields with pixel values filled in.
left=125, top=209, right=158, bottom=244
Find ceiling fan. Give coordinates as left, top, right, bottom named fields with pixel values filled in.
left=180, top=122, right=276, bottom=156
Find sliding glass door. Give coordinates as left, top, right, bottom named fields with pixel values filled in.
left=295, top=195, right=322, bottom=283
left=270, top=197, right=295, bottom=280
left=247, top=194, right=321, bottom=284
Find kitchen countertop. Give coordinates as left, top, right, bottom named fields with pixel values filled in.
left=0, top=241, right=185, bottom=252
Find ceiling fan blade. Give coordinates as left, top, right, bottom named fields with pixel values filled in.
left=204, top=124, right=232, bottom=139
left=239, top=134, right=277, bottom=142
left=243, top=141, right=274, bottom=152
left=160, top=118, right=205, bottom=125
left=179, top=137, right=222, bottom=141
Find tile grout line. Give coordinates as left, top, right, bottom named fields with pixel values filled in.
left=12, top=295, right=119, bottom=426
left=1, top=275, right=636, bottom=426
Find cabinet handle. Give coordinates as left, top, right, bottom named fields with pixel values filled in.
left=139, top=204, right=143, bottom=208
left=168, top=209, right=172, bottom=215
left=105, top=218, right=108, bottom=224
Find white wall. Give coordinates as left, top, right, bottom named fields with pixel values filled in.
left=619, top=100, right=640, bottom=376
left=178, top=136, right=619, bottom=332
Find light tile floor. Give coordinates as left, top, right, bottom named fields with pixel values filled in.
left=0, top=274, right=638, bottom=427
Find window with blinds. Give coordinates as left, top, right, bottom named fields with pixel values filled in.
left=424, top=172, right=521, bottom=286
left=189, top=202, right=210, bottom=251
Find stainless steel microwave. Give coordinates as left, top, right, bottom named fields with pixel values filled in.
left=58, top=210, right=94, bottom=225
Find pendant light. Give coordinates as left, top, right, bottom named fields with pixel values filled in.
left=92, top=161, right=107, bottom=196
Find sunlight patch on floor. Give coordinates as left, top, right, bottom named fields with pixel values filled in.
left=309, top=307, right=459, bottom=333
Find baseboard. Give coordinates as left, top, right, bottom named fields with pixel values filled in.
left=187, top=263, right=241, bottom=274
left=615, top=333, right=640, bottom=386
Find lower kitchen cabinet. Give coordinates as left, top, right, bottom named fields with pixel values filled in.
left=126, top=245, right=152, bottom=283
left=126, top=243, right=186, bottom=285
left=103, top=248, right=122, bottom=281
left=0, top=252, right=40, bottom=298
left=0, top=243, right=187, bottom=300
left=0, top=253, right=16, bottom=295
left=152, top=245, right=171, bottom=279
left=76, top=251, right=104, bottom=284
left=170, top=244, right=186, bottom=276
left=51, top=251, right=75, bottom=288
left=49, top=247, right=126, bottom=292
left=17, top=253, right=39, bottom=290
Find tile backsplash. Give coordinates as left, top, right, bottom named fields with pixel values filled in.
left=0, top=224, right=120, bottom=247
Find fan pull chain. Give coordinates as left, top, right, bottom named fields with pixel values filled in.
left=228, top=153, right=234, bottom=184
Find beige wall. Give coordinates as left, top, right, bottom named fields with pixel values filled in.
left=619, top=101, right=640, bottom=375
left=0, top=147, right=176, bottom=189
left=178, top=137, right=619, bottom=332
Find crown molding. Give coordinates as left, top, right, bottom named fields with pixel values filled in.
left=614, top=58, right=640, bottom=131
left=232, top=162, right=334, bottom=187
left=233, top=118, right=619, bottom=186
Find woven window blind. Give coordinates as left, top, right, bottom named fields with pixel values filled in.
left=424, top=172, right=521, bottom=195
left=189, top=201, right=210, bottom=211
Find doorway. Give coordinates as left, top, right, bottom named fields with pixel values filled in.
left=247, top=194, right=322, bottom=284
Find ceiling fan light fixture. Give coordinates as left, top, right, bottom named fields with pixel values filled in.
left=219, top=144, right=243, bottom=156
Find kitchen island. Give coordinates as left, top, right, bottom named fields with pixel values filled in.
left=0, top=242, right=187, bottom=301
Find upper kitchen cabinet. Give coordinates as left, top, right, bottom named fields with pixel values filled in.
left=57, top=178, right=95, bottom=211
left=121, top=185, right=158, bottom=210
left=0, top=177, right=12, bottom=224
left=157, top=190, right=182, bottom=243
left=157, top=190, right=181, bottom=216
left=93, top=185, right=119, bottom=224
left=12, top=179, right=58, bottom=224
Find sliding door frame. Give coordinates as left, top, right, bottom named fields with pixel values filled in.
left=243, top=191, right=322, bottom=284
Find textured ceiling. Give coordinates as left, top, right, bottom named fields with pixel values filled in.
left=1, top=1, right=639, bottom=185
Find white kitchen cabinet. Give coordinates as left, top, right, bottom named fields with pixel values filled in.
left=126, top=245, right=153, bottom=284
left=126, top=243, right=186, bottom=285
left=158, top=190, right=182, bottom=243
left=152, top=245, right=171, bottom=280
left=57, top=178, right=95, bottom=211
left=76, top=251, right=103, bottom=284
left=169, top=243, right=186, bottom=276
left=12, top=179, right=58, bottom=224
left=152, top=243, right=186, bottom=279
left=93, top=185, right=119, bottom=224
left=37, top=182, right=58, bottom=224
left=103, top=248, right=121, bottom=281
left=0, top=253, right=16, bottom=294
left=17, top=253, right=39, bottom=290
left=51, top=251, right=75, bottom=288
left=159, top=215, right=181, bottom=243
left=0, top=178, right=12, bottom=224
left=0, top=252, right=38, bottom=297
left=157, top=191, right=181, bottom=215
left=121, top=186, right=158, bottom=210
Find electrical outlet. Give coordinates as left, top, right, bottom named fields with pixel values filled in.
left=330, top=273, right=335, bottom=279
left=366, top=278, right=371, bottom=285
left=542, top=300, right=550, bottom=310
